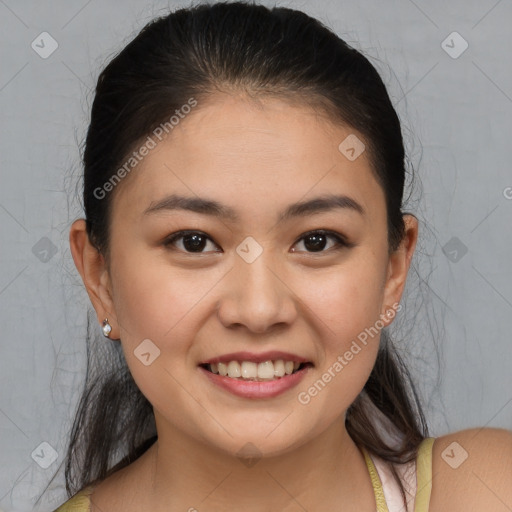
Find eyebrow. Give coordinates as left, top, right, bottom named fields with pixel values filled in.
left=143, top=193, right=365, bottom=222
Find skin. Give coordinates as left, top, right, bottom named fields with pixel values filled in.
left=70, top=93, right=419, bottom=511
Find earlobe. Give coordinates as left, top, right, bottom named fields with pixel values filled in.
left=69, top=219, right=118, bottom=337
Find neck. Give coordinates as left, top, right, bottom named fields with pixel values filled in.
left=138, top=415, right=376, bottom=511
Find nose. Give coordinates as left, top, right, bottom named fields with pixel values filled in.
left=216, top=250, right=298, bottom=334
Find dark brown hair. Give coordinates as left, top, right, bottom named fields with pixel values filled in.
left=46, top=2, right=430, bottom=509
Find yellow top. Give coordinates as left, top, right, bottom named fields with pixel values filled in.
left=54, top=437, right=435, bottom=512
left=361, top=437, right=435, bottom=512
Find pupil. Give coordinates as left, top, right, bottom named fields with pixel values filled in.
left=305, top=234, right=326, bottom=252
left=184, top=234, right=206, bottom=252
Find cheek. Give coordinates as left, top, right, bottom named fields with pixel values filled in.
left=293, top=255, right=386, bottom=403
left=109, top=247, right=181, bottom=346
left=298, top=259, right=386, bottom=341
left=294, top=270, right=383, bottom=417
left=110, top=248, right=226, bottom=350
left=110, top=254, right=167, bottom=337
left=109, top=252, right=200, bottom=406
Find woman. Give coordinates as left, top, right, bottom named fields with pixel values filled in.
left=53, top=2, right=512, bottom=511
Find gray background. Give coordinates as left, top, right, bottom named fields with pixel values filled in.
left=0, top=0, right=511, bottom=510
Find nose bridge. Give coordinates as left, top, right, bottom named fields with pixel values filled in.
left=218, top=242, right=296, bottom=332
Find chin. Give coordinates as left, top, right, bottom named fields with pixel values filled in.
left=207, top=427, right=311, bottom=462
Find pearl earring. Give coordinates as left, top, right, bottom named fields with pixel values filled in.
left=102, top=318, right=112, bottom=338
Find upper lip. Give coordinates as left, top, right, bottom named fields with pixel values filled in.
left=199, top=351, right=312, bottom=365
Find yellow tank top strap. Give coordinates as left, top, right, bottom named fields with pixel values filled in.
left=361, top=437, right=435, bottom=512
left=361, top=446, right=389, bottom=512
left=53, top=485, right=94, bottom=512
left=414, top=437, right=435, bottom=512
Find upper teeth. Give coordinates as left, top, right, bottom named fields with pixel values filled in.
left=209, top=360, right=301, bottom=380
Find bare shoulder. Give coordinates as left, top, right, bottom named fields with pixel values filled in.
left=429, top=427, right=512, bottom=512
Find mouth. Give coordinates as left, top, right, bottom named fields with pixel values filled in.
left=198, top=360, right=314, bottom=382
left=198, top=358, right=313, bottom=399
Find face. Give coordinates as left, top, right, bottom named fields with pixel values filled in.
left=75, top=93, right=414, bottom=459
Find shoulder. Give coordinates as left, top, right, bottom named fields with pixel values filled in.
left=429, top=427, right=512, bottom=512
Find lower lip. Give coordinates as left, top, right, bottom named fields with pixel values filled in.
left=198, top=365, right=312, bottom=399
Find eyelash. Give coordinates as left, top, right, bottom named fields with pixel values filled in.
left=162, top=229, right=353, bottom=254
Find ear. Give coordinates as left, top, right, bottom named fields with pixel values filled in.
left=380, top=214, right=418, bottom=325
left=69, top=219, right=119, bottom=339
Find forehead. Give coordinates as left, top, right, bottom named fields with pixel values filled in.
left=111, top=94, right=385, bottom=225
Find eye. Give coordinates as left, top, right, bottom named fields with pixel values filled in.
left=163, top=230, right=220, bottom=253
left=291, top=230, right=351, bottom=253
left=163, top=229, right=352, bottom=255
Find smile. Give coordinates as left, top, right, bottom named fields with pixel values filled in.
left=198, top=360, right=313, bottom=399
left=201, top=359, right=312, bottom=381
